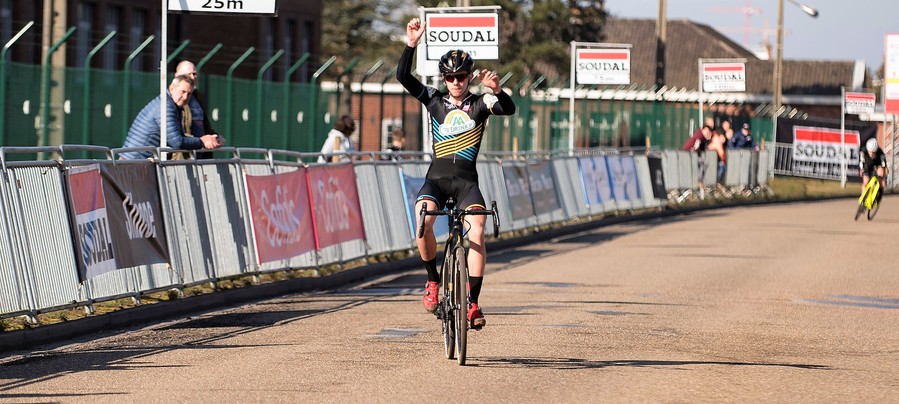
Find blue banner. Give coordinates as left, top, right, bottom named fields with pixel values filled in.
left=606, top=155, right=641, bottom=203
left=578, top=156, right=613, bottom=206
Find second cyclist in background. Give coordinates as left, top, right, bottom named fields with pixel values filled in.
left=397, top=17, right=517, bottom=329
left=859, top=137, right=887, bottom=202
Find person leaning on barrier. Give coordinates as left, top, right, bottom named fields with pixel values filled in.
left=380, top=127, right=407, bottom=160
left=175, top=60, right=225, bottom=159
left=119, top=75, right=223, bottom=160
left=729, top=122, right=759, bottom=151
left=317, top=114, right=357, bottom=163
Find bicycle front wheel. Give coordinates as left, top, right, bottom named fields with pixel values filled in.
left=855, top=188, right=870, bottom=221
left=452, top=244, right=469, bottom=366
left=440, top=259, right=455, bottom=360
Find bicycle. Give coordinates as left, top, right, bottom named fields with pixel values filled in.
left=855, top=174, right=884, bottom=221
left=418, top=197, right=499, bottom=366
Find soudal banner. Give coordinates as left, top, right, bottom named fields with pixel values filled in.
left=578, top=156, right=613, bottom=207
left=426, top=13, right=499, bottom=60
left=701, top=62, right=746, bottom=92
left=502, top=163, right=535, bottom=221
left=67, top=164, right=117, bottom=280
left=526, top=161, right=561, bottom=215
left=101, top=164, right=169, bottom=273
left=307, top=164, right=366, bottom=249
left=776, top=117, right=877, bottom=180
left=245, top=169, right=316, bottom=265
left=844, top=92, right=876, bottom=115
left=576, top=48, right=631, bottom=85
left=400, top=172, right=449, bottom=239
left=606, top=155, right=641, bottom=203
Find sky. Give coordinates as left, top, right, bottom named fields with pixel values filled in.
left=605, top=0, right=898, bottom=73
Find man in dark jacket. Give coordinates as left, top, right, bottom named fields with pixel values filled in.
left=119, top=75, right=221, bottom=160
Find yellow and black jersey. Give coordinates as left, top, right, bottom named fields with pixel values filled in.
left=397, top=45, right=516, bottom=180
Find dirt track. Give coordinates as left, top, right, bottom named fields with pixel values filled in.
left=1, top=198, right=897, bottom=402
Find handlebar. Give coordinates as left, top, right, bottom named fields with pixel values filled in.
left=417, top=201, right=501, bottom=239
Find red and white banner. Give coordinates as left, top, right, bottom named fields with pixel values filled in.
left=701, top=62, right=746, bottom=92
left=67, top=164, right=117, bottom=279
left=792, top=126, right=860, bottom=164
left=845, top=92, right=876, bottom=115
left=307, top=164, right=366, bottom=249
left=884, top=34, right=899, bottom=114
left=426, top=13, right=499, bottom=60
left=245, top=169, right=316, bottom=264
left=575, top=48, right=631, bottom=85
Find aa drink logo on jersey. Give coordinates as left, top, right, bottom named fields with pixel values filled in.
left=792, top=125, right=860, bottom=164
left=440, top=110, right=475, bottom=135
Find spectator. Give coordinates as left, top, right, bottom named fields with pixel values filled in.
left=721, top=119, right=734, bottom=144
left=318, top=114, right=356, bottom=163
left=381, top=128, right=406, bottom=160
left=730, top=122, right=759, bottom=151
left=175, top=60, right=223, bottom=159
left=119, top=75, right=222, bottom=160
left=683, top=125, right=713, bottom=189
left=708, top=127, right=728, bottom=183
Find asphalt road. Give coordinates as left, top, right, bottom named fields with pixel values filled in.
left=1, top=198, right=897, bottom=402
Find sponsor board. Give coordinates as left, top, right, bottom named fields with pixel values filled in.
left=167, top=0, right=278, bottom=15
left=576, top=49, right=630, bottom=85
left=792, top=126, right=860, bottom=164
left=701, top=62, right=746, bottom=93
left=886, top=34, right=899, bottom=114
left=307, top=164, right=366, bottom=249
left=845, top=92, right=876, bottom=115
left=67, top=164, right=117, bottom=279
left=245, top=169, right=315, bottom=264
left=425, top=13, right=499, bottom=60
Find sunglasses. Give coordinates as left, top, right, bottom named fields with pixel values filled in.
left=443, top=72, right=469, bottom=83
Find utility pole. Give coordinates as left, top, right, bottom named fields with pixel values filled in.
left=40, top=0, right=67, bottom=148
left=655, top=0, right=666, bottom=88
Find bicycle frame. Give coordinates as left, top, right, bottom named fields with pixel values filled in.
left=859, top=176, right=881, bottom=209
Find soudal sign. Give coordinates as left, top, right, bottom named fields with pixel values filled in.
left=426, top=13, right=499, bottom=60
left=576, top=49, right=631, bottom=85
left=701, top=62, right=746, bottom=92
left=845, top=92, right=875, bottom=115
left=792, top=126, right=859, bottom=164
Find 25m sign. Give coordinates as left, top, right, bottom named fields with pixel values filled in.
left=168, top=0, right=278, bottom=15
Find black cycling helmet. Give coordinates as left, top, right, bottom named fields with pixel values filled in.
left=438, top=49, right=474, bottom=74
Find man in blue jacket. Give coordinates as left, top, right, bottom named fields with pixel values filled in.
left=119, top=75, right=222, bottom=160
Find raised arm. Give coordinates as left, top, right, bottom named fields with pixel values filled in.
left=477, top=69, right=516, bottom=115
left=396, top=18, right=428, bottom=101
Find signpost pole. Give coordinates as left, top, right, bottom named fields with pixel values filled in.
left=568, top=41, right=576, bottom=154
left=840, top=86, right=846, bottom=187
left=160, top=0, right=167, bottom=158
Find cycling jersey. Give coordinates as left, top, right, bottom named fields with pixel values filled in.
left=397, top=46, right=516, bottom=209
left=859, top=148, right=887, bottom=177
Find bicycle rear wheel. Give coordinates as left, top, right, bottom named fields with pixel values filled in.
left=440, top=259, right=455, bottom=360
left=452, top=244, right=469, bottom=366
left=868, top=196, right=881, bottom=221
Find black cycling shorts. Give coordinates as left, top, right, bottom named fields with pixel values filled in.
left=416, top=177, right=486, bottom=211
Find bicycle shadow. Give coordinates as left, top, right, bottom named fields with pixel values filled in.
left=467, top=356, right=830, bottom=371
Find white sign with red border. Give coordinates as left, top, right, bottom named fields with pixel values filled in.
left=167, top=0, right=278, bottom=15
left=701, top=62, right=746, bottom=92
left=885, top=34, right=899, bottom=114
left=792, top=126, right=860, bottom=164
left=575, top=49, right=631, bottom=85
left=845, top=92, right=876, bottom=115
left=425, top=13, right=499, bottom=60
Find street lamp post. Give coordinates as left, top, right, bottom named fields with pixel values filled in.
left=773, top=0, right=818, bottom=113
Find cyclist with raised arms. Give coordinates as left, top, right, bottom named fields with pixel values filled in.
left=859, top=137, right=887, bottom=201
left=397, top=17, right=516, bottom=329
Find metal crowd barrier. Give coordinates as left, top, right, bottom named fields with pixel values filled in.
left=0, top=144, right=770, bottom=321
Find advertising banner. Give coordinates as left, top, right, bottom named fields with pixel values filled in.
left=578, top=156, right=613, bottom=206
left=776, top=118, right=877, bottom=180
left=245, top=169, right=316, bottom=264
left=526, top=161, right=561, bottom=215
left=307, top=164, right=366, bottom=249
left=67, top=164, right=117, bottom=280
left=400, top=173, right=449, bottom=239
left=844, top=92, right=876, bottom=115
left=502, top=163, right=535, bottom=221
left=100, top=164, right=170, bottom=270
left=700, top=62, right=746, bottom=92
left=606, top=155, right=641, bottom=203
left=575, top=48, right=631, bottom=85
left=646, top=156, right=667, bottom=199
left=425, top=13, right=499, bottom=60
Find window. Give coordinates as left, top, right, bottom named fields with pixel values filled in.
left=129, top=9, right=147, bottom=71
left=103, top=6, right=121, bottom=70
left=76, top=2, right=95, bottom=66
left=263, top=17, right=276, bottom=80
left=282, top=19, right=295, bottom=79
left=301, top=21, right=313, bottom=82
left=0, top=0, right=11, bottom=46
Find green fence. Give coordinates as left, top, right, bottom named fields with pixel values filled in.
left=1, top=60, right=776, bottom=159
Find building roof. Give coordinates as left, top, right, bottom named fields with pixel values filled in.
left=601, top=18, right=861, bottom=96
